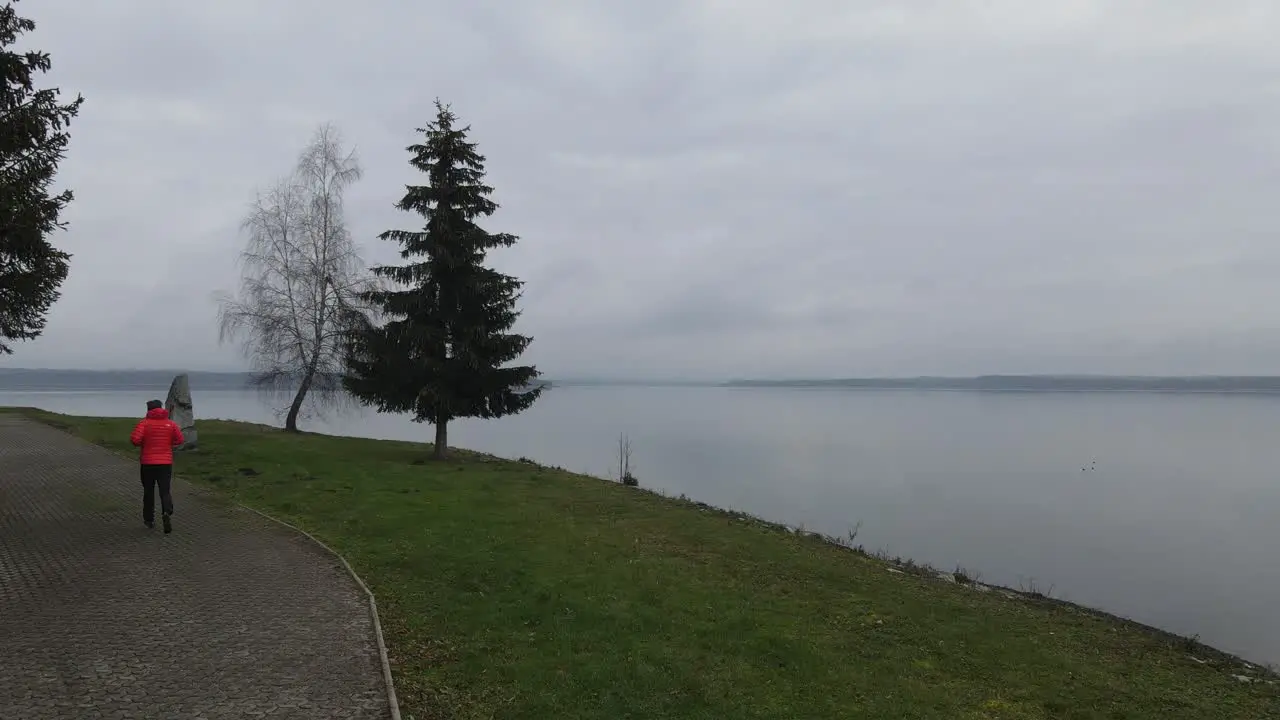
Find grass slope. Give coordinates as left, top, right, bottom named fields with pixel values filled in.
left=11, top=409, right=1278, bottom=719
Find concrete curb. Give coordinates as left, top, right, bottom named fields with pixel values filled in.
left=238, top=505, right=402, bottom=720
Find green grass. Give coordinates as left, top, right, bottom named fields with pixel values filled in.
left=9, top=407, right=1279, bottom=719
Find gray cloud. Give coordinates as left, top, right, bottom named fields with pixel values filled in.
left=7, top=0, right=1280, bottom=378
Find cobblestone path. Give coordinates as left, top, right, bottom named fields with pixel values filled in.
left=0, top=414, right=392, bottom=719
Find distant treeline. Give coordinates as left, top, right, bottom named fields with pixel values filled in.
left=723, top=375, right=1280, bottom=393
left=0, top=369, right=553, bottom=394
left=546, top=378, right=714, bottom=387
left=9, top=369, right=1280, bottom=394
left=0, top=369, right=255, bottom=392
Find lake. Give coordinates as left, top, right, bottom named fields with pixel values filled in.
left=4, top=383, right=1279, bottom=666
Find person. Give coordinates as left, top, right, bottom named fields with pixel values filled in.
left=130, top=399, right=185, bottom=533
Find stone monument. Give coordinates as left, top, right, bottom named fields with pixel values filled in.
left=164, top=373, right=198, bottom=450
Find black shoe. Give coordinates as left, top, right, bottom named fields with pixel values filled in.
left=145, top=520, right=154, bottom=529
left=162, top=514, right=172, bottom=534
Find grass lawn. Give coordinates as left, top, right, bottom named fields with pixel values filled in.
left=9, top=408, right=1279, bottom=719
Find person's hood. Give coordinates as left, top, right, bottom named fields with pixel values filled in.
left=146, top=407, right=169, bottom=420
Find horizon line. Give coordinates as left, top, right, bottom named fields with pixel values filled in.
left=6, top=368, right=1280, bottom=381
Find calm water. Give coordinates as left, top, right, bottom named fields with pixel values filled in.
left=5, top=385, right=1280, bottom=665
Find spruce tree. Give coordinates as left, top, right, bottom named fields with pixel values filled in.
left=344, top=101, right=541, bottom=459
left=0, top=1, right=83, bottom=354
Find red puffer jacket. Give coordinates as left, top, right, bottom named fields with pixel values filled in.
left=129, top=407, right=185, bottom=465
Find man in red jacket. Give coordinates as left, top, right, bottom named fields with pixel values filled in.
left=130, top=399, right=185, bottom=533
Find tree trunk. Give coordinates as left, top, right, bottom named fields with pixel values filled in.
left=433, top=417, right=448, bottom=459
left=284, top=371, right=314, bottom=432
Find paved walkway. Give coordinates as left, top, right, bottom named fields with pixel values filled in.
left=0, top=415, right=392, bottom=719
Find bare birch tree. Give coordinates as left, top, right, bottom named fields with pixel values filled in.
left=215, top=124, right=374, bottom=432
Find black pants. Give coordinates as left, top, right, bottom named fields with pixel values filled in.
left=140, top=464, right=174, bottom=523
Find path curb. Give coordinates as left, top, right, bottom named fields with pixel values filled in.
left=238, top=505, right=402, bottom=720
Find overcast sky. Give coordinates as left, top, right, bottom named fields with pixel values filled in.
left=7, top=1, right=1280, bottom=379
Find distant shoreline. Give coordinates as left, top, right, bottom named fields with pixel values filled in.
left=7, top=368, right=1280, bottom=395
left=0, top=369, right=552, bottom=393
left=721, top=376, right=1280, bottom=393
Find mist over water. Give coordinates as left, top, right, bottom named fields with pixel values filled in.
left=5, top=375, right=1280, bottom=665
